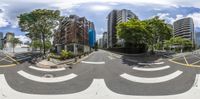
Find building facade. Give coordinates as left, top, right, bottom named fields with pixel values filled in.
left=98, top=38, right=103, bottom=48
left=107, top=10, right=117, bottom=48
left=107, top=9, right=137, bottom=48
left=0, top=32, right=3, bottom=50
left=102, top=32, right=108, bottom=48
left=88, top=22, right=96, bottom=48
left=173, top=17, right=195, bottom=46
left=196, top=32, right=200, bottom=48
left=3, top=32, right=14, bottom=51
left=54, top=15, right=95, bottom=55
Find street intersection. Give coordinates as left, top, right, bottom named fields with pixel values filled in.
left=0, top=50, right=200, bottom=99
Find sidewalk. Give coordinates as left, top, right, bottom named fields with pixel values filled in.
left=37, top=52, right=94, bottom=68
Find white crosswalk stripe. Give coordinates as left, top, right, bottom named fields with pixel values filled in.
left=17, top=70, right=77, bottom=83
left=132, top=65, right=170, bottom=71
left=120, top=70, right=183, bottom=83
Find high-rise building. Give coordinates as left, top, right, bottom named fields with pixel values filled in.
left=0, top=32, right=3, bottom=49
left=173, top=17, right=195, bottom=46
left=102, top=32, right=108, bottom=48
left=54, top=15, right=95, bottom=54
left=195, top=32, right=200, bottom=48
left=116, top=9, right=138, bottom=24
left=98, top=38, right=103, bottom=48
left=88, top=22, right=96, bottom=48
left=107, top=9, right=137, bottom=48
left=107, top=10, right=117, bottom=48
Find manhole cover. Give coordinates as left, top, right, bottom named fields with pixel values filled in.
left=43, top=74, right=54, bottom=78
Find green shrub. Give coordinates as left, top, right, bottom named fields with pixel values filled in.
left=68, top=51, right=74, bottom=58
left=60, top=50, right=69, bottom=60
left=49, top=53, right=60, bottom=59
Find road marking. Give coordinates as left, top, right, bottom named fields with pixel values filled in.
left=183, top=56, right=189, bottom=66
left=29, top=66, right=66, bottom=72
left=17, top=70, right=77, bottom=83
left=0, top=57, right=7, bottom=61
left=169, top=59, right=200, bottom=67
left=3, top=53, right=19, bottom=64
left=108, top=56, right=115, bottom=60
left=193, top=54, right=200, bottom=59
left=191, top=60, right=200, bottom=65
left=0, top=64, right=16, bottom=67
left=154, top=62, right=165, bottom=65
left=120, top=70, right=183, bottom=83
left=138, top=62, right=165, bottom=65
left=81, top=61, right=105, bottom=64
left=1, top=74, right=200, bottom=99
left=132, top=65, right=170, bottom=71
left=1, top=59, right=13, bottom=63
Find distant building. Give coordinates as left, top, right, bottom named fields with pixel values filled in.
left=107, top=9, right=138, bottom=48
left=0, top=32, right=3, bottom=49
left=196, top=32, right=200, bottom=48
left=4, top=32, right=14, bottom=49
left=173, top=17, right=195, bottom=46
left=88, top=22, right=96, bottom=48
left=54, top=15, right=95, bottom=55
left=98, top=38, right=103, bottom=48
left=102, top=32, right=108, bottom=48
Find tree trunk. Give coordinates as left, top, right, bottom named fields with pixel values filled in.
left=42, top=32, right=46, bottom=55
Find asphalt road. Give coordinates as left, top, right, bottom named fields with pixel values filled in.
left=0, top=50, right=199, bottom=97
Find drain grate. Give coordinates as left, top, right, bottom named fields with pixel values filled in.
left=43, top=74, right=54, bottom=78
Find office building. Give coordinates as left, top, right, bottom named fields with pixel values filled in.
left=98, top=38, right=103, bottom=48
left=107, top=9, right=137, bottom=48
left=196, top=32, right=200, bottom=48
left=173, top=17, right=195, bottom=46
left=102, top=32, right=108, bottom=48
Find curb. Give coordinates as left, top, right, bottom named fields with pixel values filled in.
left=36, top=52, right=94, bottom=68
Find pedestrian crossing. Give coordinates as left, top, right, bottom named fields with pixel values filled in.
left=120, top=70, right=183, bottom=83
left=132, top=65, right=170, bottom=71
left=120, top=61, right=183, bottom=84
left=29, top=65, right=66, bottom=72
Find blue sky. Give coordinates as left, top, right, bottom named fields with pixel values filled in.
left=0, top=0, right=200, bottom=42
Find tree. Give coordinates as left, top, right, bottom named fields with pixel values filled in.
left=143, top=16, right=172, bottom=53
left=9, top=37, right=21, bottom=53
left=116, top=19, right=149, bottom=53
left=164, top=37, right=192, bottom=52
left=117, top=19, right=149, bottom=44
left=18, top=9, right=60, bottom=55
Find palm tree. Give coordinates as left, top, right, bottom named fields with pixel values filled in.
left=9, top=37, right=22, bottom=53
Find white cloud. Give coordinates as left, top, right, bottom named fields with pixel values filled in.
left=96, top=34, right=103, bottom=40
left=90, top=5, right=111, bottom=11
left=15, top=35, right=31, bottom=43
left=0, top=12, right=9, bottom=27
left=156, top=13, right=174, bottom=24
left=157, top=12, right=200, bottom=29
left=187, top=13, right=200, bottom=28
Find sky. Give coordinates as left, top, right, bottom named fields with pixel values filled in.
left=0, top=0, right=200, bottom=43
